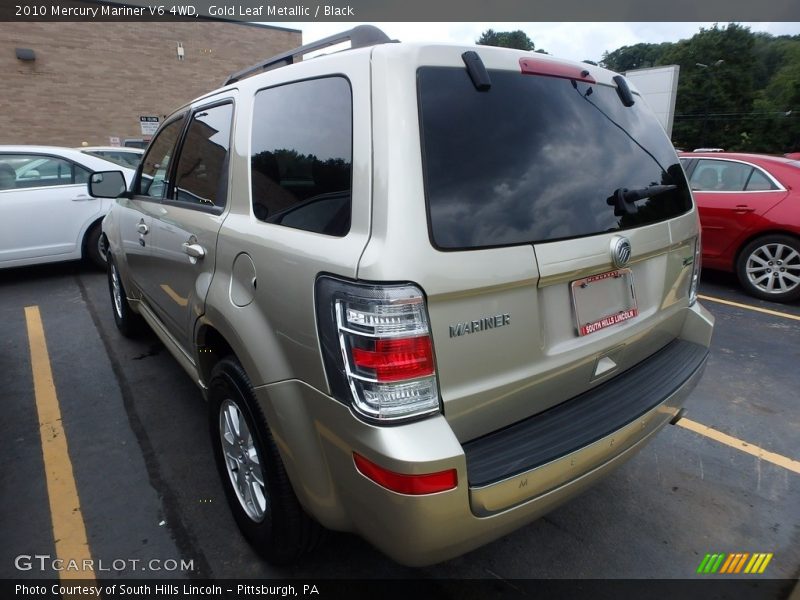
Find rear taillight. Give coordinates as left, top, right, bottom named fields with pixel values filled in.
left=315, top=276, right=441, bottom=422
left=351, top=337, right=434, bottom=382
left=690, top=233, right=702, bottom=305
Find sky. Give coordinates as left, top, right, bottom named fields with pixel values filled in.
left=265, top=22, right=800, bottom=64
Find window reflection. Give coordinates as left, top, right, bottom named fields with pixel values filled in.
left=418, top=68, right=691, bottom=249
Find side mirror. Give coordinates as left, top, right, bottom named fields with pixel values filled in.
left=89, top=170, right=127, bottom=198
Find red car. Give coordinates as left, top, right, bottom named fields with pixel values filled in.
left=680, top=152, right=800, bottom=303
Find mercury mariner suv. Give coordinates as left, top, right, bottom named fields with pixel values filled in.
left=89, top=26, right=714, bottom=566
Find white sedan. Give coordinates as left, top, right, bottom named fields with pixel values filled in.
left=0, top=145, right=135, bottom=269
left=77, top=146, right=144, bottom=169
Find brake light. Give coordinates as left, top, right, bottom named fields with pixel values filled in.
left=519, top=57, right=596, bottom=84
left=315, top=277, right=441, bottom=422
left=351, top=337, right=434, bottom=382
left=353, top=453, right=457, bottom=495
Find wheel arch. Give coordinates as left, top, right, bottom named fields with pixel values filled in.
left=194, top=312, right=292, bottom=391
left=80, top=216, right=106, bottom=256
left=196, top=323, right=237, bottom=389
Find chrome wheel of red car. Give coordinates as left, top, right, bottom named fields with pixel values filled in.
left=737, top=235, right=800, bottom=303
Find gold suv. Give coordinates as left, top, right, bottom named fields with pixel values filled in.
left=90, top=26, right=714, bottom=566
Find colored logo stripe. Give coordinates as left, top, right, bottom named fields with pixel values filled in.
left=722, top=553, right=749, bottom=573
left=697, top=553, right=726, bottom=573
left=745, top=553, right=773, bottom=574
left=697, top=553, right=773, bottom=574
left=719, top=554, right=736, bottom=573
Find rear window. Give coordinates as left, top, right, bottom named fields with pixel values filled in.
left=418, top=67, right=692, bottom=250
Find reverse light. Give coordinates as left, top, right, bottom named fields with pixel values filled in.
left=353, top=453, right=457, bottom=495
left=316, top=277, right=441, bottom=422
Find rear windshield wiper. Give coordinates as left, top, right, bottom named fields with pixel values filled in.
left=606, top=184, right=676, bottom=216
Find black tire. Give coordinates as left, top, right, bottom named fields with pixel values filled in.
left=735, top=234, right=800, bottom=303
left=85, top=222, right=108, bottom=270
left=208, top=357, right=321, bottom=564
left=107, top=255, right=144, bottom=337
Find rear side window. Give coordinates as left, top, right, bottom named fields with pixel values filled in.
left=250, top=77, right=352, bottom=237
left=690, top=159, right=778, bottom=192
left=418, top=67, right=692, bottom=250
left=173, top=103, right=233, bottom=210
left=745, top=168, right=776, bottom=191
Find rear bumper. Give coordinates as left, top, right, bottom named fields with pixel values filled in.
left=464, top=338, right=707, bottom=514
left=255, top=303, right=713, bottom=566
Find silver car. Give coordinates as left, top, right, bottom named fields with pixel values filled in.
left=91, top=26, right=714, bottom=566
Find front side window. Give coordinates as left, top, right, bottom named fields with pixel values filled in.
left=137, top=118, right=185, bottom=198
left=0, top=155, right=86, bottom=190
left=418, top=67, right=692, bottom=250
left=173, top=103, right=233, bottom=210
left=250, top=77, right=352, bottom=237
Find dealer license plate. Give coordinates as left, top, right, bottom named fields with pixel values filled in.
left=571, top=269, right=638, bottom=336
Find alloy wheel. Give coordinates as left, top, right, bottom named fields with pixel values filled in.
left=219, top=399, right=267, bottom=522
left=110, top=263, right=124, bottom=319
left=744, top=242, right=800, bottom=295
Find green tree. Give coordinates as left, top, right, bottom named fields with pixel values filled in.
left=476, top=29, right=536, bottom=51
left=749, top=41, right=800, bottom=152
left=598, top=25, right=800, bottom=152
left=661, top=24, right=756, bottom=150
left=600, top=42, right=672, bottom=72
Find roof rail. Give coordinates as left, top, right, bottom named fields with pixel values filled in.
left=224, top=24, right=394, bottom=86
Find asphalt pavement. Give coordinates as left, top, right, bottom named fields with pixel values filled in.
left=1, top=262, right=797, bottom=594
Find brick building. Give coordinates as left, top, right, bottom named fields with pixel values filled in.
left=0, top=18, right=300, bottom=146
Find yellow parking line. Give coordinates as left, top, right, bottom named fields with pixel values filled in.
left=678, top=417, right=800, bottom=475
left=698, top=294, right=800, bottom=322
left=25, top=306, right=96, bottom=582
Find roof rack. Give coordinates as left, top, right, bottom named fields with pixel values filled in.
left=224, top=25, right=394, bottom=86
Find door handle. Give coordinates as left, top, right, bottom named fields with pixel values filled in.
left=733, top=205, right=755, bottom=214
left=71, top=195, right=92, bottom=201
left=137, top=222, right=149, bottom=235
left=182, top=243, right=206, bottom=259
